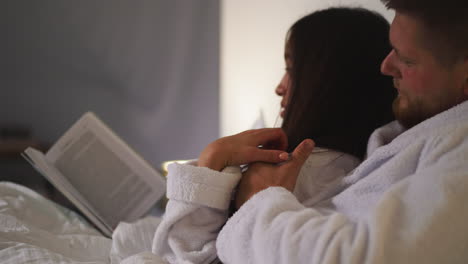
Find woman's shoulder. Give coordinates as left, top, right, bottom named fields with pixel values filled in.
left=293, top=149, right=361, bottom=205
left=304, top=148, right=361, bottom=171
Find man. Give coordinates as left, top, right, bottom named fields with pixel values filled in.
left=213, top=0, right=468, bottom=263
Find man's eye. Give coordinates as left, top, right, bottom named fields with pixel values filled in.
left=399, top=56, right=414, bottom=66
left=395, top=52, right=414, bottom=66
left=285, top=67, right=292, bottom=72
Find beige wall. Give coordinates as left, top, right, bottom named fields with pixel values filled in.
left=221, top=0, right=394, bottom=136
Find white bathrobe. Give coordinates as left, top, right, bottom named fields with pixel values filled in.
left=111, top=149, right=360, bottom=263
left=217, top=101, right=468, bottom=263
left=115, top=100, right=468, bottom=263
left=150, top=149, right=360, bottom=264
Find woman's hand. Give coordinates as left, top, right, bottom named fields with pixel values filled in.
left=198, top=128, right=290, bottom=171
left=235, top=139, right=314, bottom=209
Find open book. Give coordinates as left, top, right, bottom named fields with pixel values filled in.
left=22, top=112, right=166, bottom=237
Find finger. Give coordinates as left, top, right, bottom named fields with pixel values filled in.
left=263, top=138, right=288, bottom=152
left=245, top=148, right=290, bottom=164
left=252, top=128, right=288, bottom=151
left=287, top=139, right=315, bottom=167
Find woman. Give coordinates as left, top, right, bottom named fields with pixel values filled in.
left=279, top=7, right=394, bottom=158
left=273, top=7, right=395, bottom=205
left=112, top=7, right=396, bottom=264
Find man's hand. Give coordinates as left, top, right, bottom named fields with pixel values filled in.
left=198, top=128, right=290, bottom=171
left=235, top=139, right=315, bottom=209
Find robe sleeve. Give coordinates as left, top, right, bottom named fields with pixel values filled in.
left=153, top=162, right=241, bottom=264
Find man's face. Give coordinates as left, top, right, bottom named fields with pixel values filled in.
left=381, top=13, right=468, bottom=129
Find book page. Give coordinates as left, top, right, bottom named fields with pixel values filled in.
left=46, top=112, right=166, bottom=229
left=22, top=148, right=113, bottom=237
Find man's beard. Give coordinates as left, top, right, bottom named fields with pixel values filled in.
left=392, top=93, right=460, bottom=129
left=392, top=95, right=427, bottom=129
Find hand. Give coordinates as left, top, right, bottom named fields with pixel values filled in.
left=235, top=139, right=315, bottom=209
left=198, top=128, right=290, bottom=171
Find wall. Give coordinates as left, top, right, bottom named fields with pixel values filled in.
left=221, top=0, right=394, bottom=136
left=1, top=0, right=219, bottom=167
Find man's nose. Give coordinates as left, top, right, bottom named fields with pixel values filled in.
left=381, top=50, right=401, bottom=78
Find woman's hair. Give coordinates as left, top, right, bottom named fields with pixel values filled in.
left=282, top=7, right=396, bottom=159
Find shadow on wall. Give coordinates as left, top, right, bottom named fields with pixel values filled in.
left=1, top=0, right=220, bottom=169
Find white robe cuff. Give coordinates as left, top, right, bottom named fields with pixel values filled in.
left=166, top=163, right=241, bottom=210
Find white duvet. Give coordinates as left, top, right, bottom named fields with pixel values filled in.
left=0, top=181, right=169, bottom=264
left=0, top=181, right=112, bottom=263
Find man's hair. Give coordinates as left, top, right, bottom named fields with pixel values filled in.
left=282, top=7, right=396, bottom=159
left=381, top=0, right=468, bottom=66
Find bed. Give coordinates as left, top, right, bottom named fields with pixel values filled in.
left=0, top=181, right=167, bottom=264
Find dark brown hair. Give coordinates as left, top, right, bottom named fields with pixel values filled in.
left=282, top=7, right=396, bottom=159
left=381, top=0, right=468, bottom=65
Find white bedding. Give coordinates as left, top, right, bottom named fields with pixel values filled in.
left=0, top=181, right=112, bottom=263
